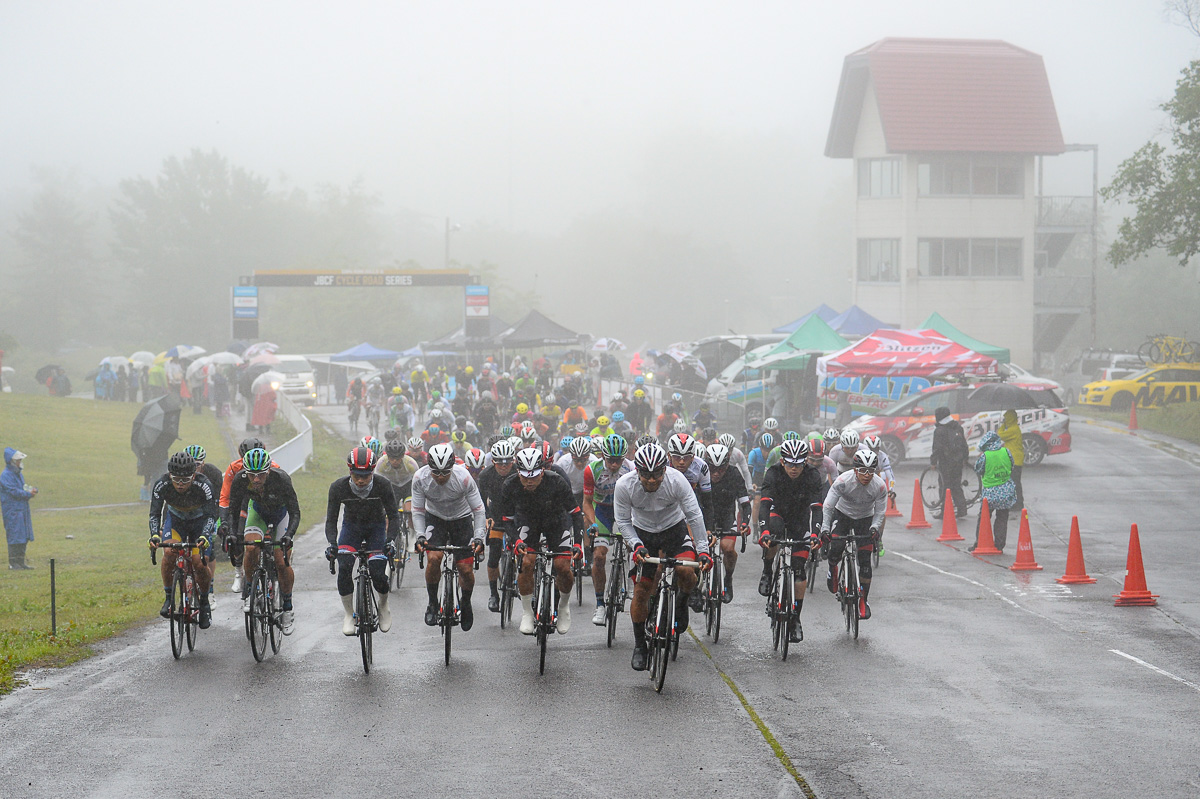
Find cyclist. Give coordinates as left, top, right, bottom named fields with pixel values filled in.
left=718, top=432, right=753, bottom=488
left=556, top=436, right=593, bottom=509
left=346, top=375, right=367, bottom=407
left=227, top=448, right=301, bottom=634
left=463, top=447, right=486, bottom=480
left=741, top=415, right=763, bottom=453
left=821, top=449, right=887, bottom=620
left=611, top=410, right=633, bottom=438
left=412, top=443, right=487, bottom=631
left=500, top=447, right=585, bottom=634
left=450, top=429, right=471, bottom=460
left=625, top=389, right=653, bottom=435
left=666, top=433, right=713, bottom=611
left=692, top=402, right=716, bottom=432
left=473, top=392, right=501, bottom=437
left=589, top=415, right=615, bottom=438
left=219, top=437, right=275, bottom=594
left=562, top=401, right=589, bottom=433
left=324, top=447, right=401, bottom=635
left=655, top=406, right=680, bottom=445
left=861, top=433, right=897, bottom=521
left=704, top=443, right=751, bottom=602
left=614, top=443, right=712, bottom=671
left=756, top=439, right=824, bottom=643
left=149, top=451, right=218, bottom=628
left=407, top=436, right=428, bottom=467
left=582, top=434, right=633, bottom=625
left=748, top=432, right=774, bottom=489
left=806, top=437, right=837, bottom=492
left=511, top=402, right=535, bottom=426
left=479, top=439, right=518, bottom=612
left=377, top=438, right=419, bottom=529
left=822, top=427, right=841, bottom=451
left=183, top=444, right=223, bottom=606
left=829, top=429, right=861, bottom=475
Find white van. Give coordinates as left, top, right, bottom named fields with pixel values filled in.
left=705, top=344, right=778, bottom=416
left=275, top=355, right=317, bottom=405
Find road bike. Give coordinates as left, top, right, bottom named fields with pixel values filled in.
left=389, top=515, right=410, bottom=591
left=347, top=397, right=361, bottom=434
left=572, top=539, right=589, bottom=607
left=603, top=534, right=629, bottom=648
left=831, top=531, right=875, bottom=640
left=152, top=541, right=205, bottom=660
left=328, top=544, right=381, bottom=673
left=1138, top=334, right=1199, bottom=365
left=919, top=466, right=981, bottom=514
left=498, top=533, right=520, bottom=630
left=805, top=503, right=824, bottom=596
left=700, top=532, right=729, bottom=643
left=243, top=534, right=291, bottom=662
left=763, top=537, right=806, bottom=661
left=641, top=555, right=698, bottom=693
left=530, top=544, right=561, bottom=675
left=424, top=544, right=476, bottom=666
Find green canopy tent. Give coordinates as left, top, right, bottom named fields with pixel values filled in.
left=746, top=314, right=849, bottom=370
left=919, top=312, right=1011, bottom=364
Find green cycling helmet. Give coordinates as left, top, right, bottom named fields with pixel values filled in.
left=601, top=434, right=628, bottom=459
left=242, top=447, right=271, bottom=473
left=183, top=444, right=206, bottom=463
left=782, top=431, right=800, bottom=442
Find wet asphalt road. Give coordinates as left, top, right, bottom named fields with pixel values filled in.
left=3, top=412, right=1200, bottom=799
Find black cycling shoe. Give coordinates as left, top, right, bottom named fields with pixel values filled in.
left=757, top=572, right=771, bottom=597
left=488, top=593, right=500, bottom=613
left=827, top=569, right=838, bottom=594
left=198, top=603, right=212, bottom=630
left=424, top=603, right=439, bottom=627
left=631, top=645, right=649, bottom=671
left=159, top=597, right=172, bottom=618
left=688, top=587, right=705, bottom=613
left=460, top=602, right=474, bottom=632
left=723, top=577, right=734, bottom=604
left=676, top=605, right=689, bottom=633
left=788, top=620, right=803, bottom=643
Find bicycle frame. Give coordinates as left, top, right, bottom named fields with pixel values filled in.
left=766, top=538, right=805, bottom=660
left=244, top=535, right=290, bottom=662
left=152, top=540, right=206, bottom=660
left=425, top=544, right=475, bottom=666
left=640, top=556, right=695, bottom=692
left=604, top=535, right=629, bottom=648
left=532, top=545, right=559, bottom=674
left=831, top=532, right=873, bottom=640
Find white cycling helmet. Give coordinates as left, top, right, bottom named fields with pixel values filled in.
left=568, top=437, right=592, bottom=458
left=840, top=430, right=860, bottom=450
left=672, top=419, right=688, bottom=434
left=706, top=443, right=730, bottom=467
left=763, top=417, right=780, bottom=431
left=464, top=448, right=486, bottom=470
left=852, top=449, right=878, bottom=470
left=490, top=439, right=517, bottom=461
left=862, top=434, right=882, bottom=451
left=634, top=443, right=669, bottom=473
left=427, top=443, right=456, bottom=472
left=718, top=433, right=736, bottom=449
left=515, top=447, right=544, bottom=477
left=667, top=433, right=696, bottom=457
left=779, top=439, right=809, bottom=464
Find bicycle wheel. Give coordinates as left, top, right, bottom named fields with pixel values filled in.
left=841, top=555, right=853, bottom=634
left=169, top=570, right=185, bottom=660
left=919, top=466, right=945, bottom=510
left=443, top=575, right=455, bottom=667
left=654, top=588, right=672, bottom=692
left=963, top=471, right=982, bottom=507
left=711, top=569, right=723, bottom=645
left=780, top=574, right=793, bottom=662
left=356, top=575, right=373, bottom=674
left=185, top=577, right=198, bottom=652
left=574, top=558, right=584, bottom=607
left=806, top=546, right=820, bottom=595
left=537, top=579, right=550, bottom=675
left=846, top=556, right=860, bottom=640
left=770, top=559, right=783, bottom=651
left=703, top=571, right=715, bottom=635
left=268, top=575, right=282, bottom=655
left=498, top=552, right=512, bottom=629
left=392, top=531, right=408, bottom=590
left=249, top=571, right=269, bottom=662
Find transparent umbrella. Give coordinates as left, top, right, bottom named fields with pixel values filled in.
left=251, top=371, right=286, bottom=394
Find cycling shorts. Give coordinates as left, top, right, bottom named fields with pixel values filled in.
left=591, top=504, right=616, bottom=548
left=337, top=519, right=387, bottom=554
left=633, top=519, right=695, bottom=580
left=166, top=511, right=215, bottom=555
left=246, top=500, right=288, bottom=536
left=516, top=512, right=574, bottom=557
left=426, top=514, right=476, bottom=549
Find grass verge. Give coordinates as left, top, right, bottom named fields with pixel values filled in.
left=1072, top=402, right=1200, bottom=446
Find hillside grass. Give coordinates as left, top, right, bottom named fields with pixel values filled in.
left=1072, top=401, right=1200, bottom=446
left=0, top=395, right=229, bottom=694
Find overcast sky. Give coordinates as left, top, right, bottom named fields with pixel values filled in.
left=3, top=0, right=1196, bottom=235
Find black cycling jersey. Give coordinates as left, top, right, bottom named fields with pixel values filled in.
left=198, top=463, right=224, bottom=495
left=228, top=466, right=302, bottom=538
left=498, top=470, right=584, bottom=539
left=476, top=464, right=513, bottom=524
left=758, top=463, right=824, bottom=526
left=324, top=475, right=401, bottom=545
left=710, top=466, right=751, bottom=531
left=149, top=474, right=218, bottom=537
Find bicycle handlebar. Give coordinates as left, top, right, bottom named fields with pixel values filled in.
left=244, top=536, right=293, bottom=566
left=640, top=556, right=699, bottom=567
left=150, top=539, right=208, bottom=567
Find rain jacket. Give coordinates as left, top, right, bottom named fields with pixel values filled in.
left=998, top=410, right=1025, bottom=467
left=974, top=432, right=1017, bottom=510
left=1, top=448, right=35, bottom=544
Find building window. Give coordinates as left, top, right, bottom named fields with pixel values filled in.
left=857, top=239, right=900, bottom=282
left=919, top=238, right=1022, bottom=278
left=857, top=158, right=901, bottom=197
left=917, top=154, right=1024, bottom=197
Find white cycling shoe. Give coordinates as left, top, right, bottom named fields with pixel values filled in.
left=519, top=595, right=535, bottom=635
left=376, top=591, right=391, bottom=633
left=591, top=604, right=606, bottom=626
left=557, top=592, right=572, bottom=635
left=341, top=594, right=356, bottom=636
left=231, top=566, right=244, bottom=594
left=281, top=610, right=294, bottom=635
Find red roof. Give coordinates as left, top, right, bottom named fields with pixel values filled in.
left=826, top=38, right=1065, bottom=157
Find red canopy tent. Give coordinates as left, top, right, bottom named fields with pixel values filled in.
left=817, top=329, right=997, bottom=378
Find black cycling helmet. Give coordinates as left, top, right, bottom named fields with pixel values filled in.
left=239, top=437, right=265, bottom=457
left=384, top=438, right=405, bottom=459
left=168, top=451, right=196, bottom=478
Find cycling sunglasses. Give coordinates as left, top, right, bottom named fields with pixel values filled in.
left=637, top=468, right=666, bottom=481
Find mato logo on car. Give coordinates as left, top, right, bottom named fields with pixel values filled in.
left=820, top=376, right=933, bottom=411
left=1134, top=384, right=1200, bottom=407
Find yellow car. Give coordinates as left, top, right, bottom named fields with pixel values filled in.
left=1078, top=363, right=1200, bottom=410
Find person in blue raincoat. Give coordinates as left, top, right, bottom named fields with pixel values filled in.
left=1, top=448, right=38, bottom=570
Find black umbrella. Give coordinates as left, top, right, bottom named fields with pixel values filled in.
left=966, top=383, right=1039, bottom=409
left=239, top=362, right=272, bottom=400
left=84, top=367, right=100, bottom=381
left=35, top=364, right=62, bottom=383
left=227, top=340, right=249, bottom=355
left=131, top=393, right=183, bottom=454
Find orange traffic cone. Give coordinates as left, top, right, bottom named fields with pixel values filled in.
left=1056, top=516, right=1097, bottom=584
left=885, top=491, right=902, bottom=518
left=906, top=478, right=931, bottom=529
left=971, top=498, right=1003, bottom=555
left=1128, top=402, right=1138, bottom=432
left=1010, top=509, right=1043, bottom=571
left=1114, top=524, right=1158, bottom=606
left=936, top=489, right=964, bottom=542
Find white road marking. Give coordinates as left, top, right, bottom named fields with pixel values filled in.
left=1109, top=649, right=1200, bottom=694
left=891, top=550, right=1049, bottom=620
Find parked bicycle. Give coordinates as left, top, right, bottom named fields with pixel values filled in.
left=243, top=533, right=291, bottom=663
left=919, top=466, right=981, bottom=514
left=152, top=540, right=205, bottom=660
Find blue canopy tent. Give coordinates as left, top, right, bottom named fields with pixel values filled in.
left=330, top=342, right=400, bottom=363
left=773, top=303, right=840, bottom=334
left=828, top=305, right=894, bottom=337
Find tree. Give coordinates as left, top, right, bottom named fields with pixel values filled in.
left=1103, top=60, right=1200, bottom=266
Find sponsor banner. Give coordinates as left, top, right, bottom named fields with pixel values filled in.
left=465, top=295, right=490, bottom=307
left=233, top=307, right=259, bottom=318
left=465, top=284, right=489, bottom=296
left=233, top=286, right=258, bottom=297
left=252, top=271, right=472, bottom=287
left=233, top=296, right=258, bottom=308
left=465, top=306, right=490, bottom=317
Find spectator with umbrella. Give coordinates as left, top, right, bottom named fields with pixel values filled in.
left=132, top=393, right=182, bottom=502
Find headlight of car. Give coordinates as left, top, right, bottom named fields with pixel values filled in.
left=306, top=380, right=314, bottom=387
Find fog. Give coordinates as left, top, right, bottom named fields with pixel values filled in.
left=1, top=1, right=1198, bottom=354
